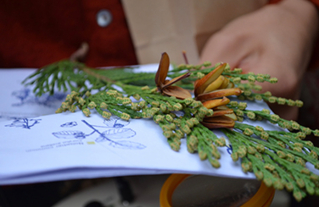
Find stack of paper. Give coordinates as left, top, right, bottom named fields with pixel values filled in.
left=0, top=66, right=314, bottom=185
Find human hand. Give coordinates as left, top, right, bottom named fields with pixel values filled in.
left=200, top=0, right=319, bottom=120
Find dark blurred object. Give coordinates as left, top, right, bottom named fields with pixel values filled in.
left=84, top=200, right=104, bottom=207
left=114, top=177, right=134, bottom=204
left=289, top=192, right=319, bottom=207
left=0, top=178, right=108, bottom=207
left=0, top=181, right=73, bottom=207
left=298, top=69, right=319, bottom=145
left=293, top=69, right=319, bottom=206
left=0, top=187, right=10, bottom=207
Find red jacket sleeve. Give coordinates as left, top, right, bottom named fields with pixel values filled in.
left=311, top=0, right=319, bottom=6
left=0, top=0, right=138, bottom=68
left=270, top=0, right=319, bottom=5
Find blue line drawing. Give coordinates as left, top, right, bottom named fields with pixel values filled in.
left=52, top=116, right=145, bottom=150
left=226, top=144, right=233, bottom=155
left=103, top=116, right=129, bottom=128
left=5, top=118, right=41, bottom=129
left=60, top=121, right=77, bottom=127
left=95, top=127, right=136, bottom=142
left=52, top=130, right=86, bottom=139
left=11, top=88, right=66, bottom=107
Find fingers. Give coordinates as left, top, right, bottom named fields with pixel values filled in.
left=239, top=54, right=302, bottom=121
left=243, top=52, right=300, bottom=98
left=199, top=31, right=251, bottom=68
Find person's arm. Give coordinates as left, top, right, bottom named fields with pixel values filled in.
left=200, top=0, right=319, bottom=120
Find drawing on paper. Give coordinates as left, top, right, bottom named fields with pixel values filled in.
left=103, top=116, right=130, bottom=128
left=5, top=118, right=41, bottom=129
left=60, top=121, right=78, bottom=127
left=11, top=88, right=66, bottom=107
left=226, top=144, right=233, bottom=155
left=52, top=130, right=86, bottom=139
left=52, top=116, right=145, bottom=150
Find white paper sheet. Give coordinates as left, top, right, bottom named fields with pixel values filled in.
left=0, top=69, right=67, bottom=122
left=0, top=110, right=252, bottom=185
left=1, top=66, right=317, bottom=185
left=0, top=64, right=160, bottom=122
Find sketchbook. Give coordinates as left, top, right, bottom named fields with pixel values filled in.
left=0, top=66, right=317, bottom=185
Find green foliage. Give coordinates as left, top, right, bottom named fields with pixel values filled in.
left=22, top=60, right=109, bottom=96
left=23, top=59, right=319, bottom=202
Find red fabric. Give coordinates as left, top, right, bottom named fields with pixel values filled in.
left=1, top=0, right=318, bottom=69
left=0, top=0, right=138, bottom=68
left=311, top=0, right=319, bottom=6
left=270, top=0, right=319, bottom=4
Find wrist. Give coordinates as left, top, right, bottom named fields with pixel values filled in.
left=274, top=0, right=319, bottom=50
